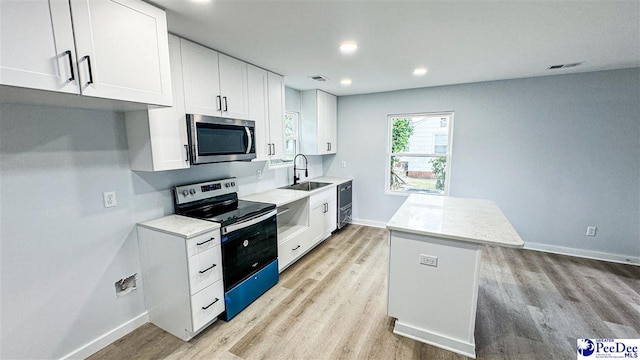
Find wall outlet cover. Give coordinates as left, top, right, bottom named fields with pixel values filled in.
left=586, top=226, right=597, bottom=236
left=103, top=191, right=117, bottom=208
left=420, top=254, right=438, bottom=267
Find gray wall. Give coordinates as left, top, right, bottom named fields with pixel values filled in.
left=0, top=102, right=322, bottom=359
left=324, top=68, right=640, bottom=259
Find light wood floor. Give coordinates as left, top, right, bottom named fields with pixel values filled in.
left=90, top=225, right=640, bottom=360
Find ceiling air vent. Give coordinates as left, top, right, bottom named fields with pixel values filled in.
left=308, top=75, right=329, bottom=82
left=548, top=62, right=583, bottom=70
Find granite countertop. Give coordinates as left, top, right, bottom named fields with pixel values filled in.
left=386, top=195, right=524, bottom=248
left=138, top=214, right=219, bottom=239
left=240, top=176, right=352, bottom=207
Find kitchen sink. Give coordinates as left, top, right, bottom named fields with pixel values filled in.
left=279, top=181, right=332, bottom=191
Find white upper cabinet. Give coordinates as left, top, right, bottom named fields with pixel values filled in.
left=248, top=67, right=286, bottom=161
left=267, top=72, right=286, bottom=160
left=300, top=89, right=337, bottom=155
left=125, top=35, right=189, bottom=172
left=181, top=39, right=250, bottom=120
left=70, top=0, right=172, bottom=105
left=218, top=54, right=249, bottom=119
left=0, top=0, right=172, bottom=106
left=181, top=40, right=221, bottom=117
left=0, top=0, right=79, bottom=93
left=248, top=65, right=270, bottom=160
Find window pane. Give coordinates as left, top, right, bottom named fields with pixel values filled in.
left=391, top=116, right=449, bottom=154
left=390, top=155, right=447, bottom=195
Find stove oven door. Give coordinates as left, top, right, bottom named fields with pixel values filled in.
left=220, top=210, right=278, bottom=291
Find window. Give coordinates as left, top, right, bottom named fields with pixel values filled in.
left=269, top=112, right=299, bottom=167
left=386, top=112, right=454, bottom=196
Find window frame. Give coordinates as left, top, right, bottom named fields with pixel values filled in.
left=268, top=111, right=300, bottom=169
left=385, top=112, right=455, bottom=197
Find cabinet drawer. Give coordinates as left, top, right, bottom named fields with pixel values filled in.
left=186, top=230, right=220, bottom=257
left=188, top=246, right=222, bottom=295
left=191, top=279, right=224, bottom=331
left=278, top=236, right=308, bottom=272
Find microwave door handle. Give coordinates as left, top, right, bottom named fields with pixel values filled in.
left=245, top=127, right=252, bottom=154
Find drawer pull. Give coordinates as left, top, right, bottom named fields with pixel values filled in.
left=202, top=298, right=219, bottom=310
left=196, top=237, right=215, bottom=246
left=64, top=50, right=75, bottom=82
left=292, top=245, right=301, bottom=250
left=199, top=264, right=217, bottom=274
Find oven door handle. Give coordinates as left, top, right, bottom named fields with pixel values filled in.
left=222, top=209, right=277, bottom=235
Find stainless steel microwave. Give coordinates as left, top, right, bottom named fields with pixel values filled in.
left=187, top=114, right=256, bottom=164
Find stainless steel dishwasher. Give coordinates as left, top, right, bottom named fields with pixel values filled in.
left=337, top=181, right=352, bottom=229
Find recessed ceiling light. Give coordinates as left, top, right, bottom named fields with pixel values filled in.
left=413, top=67, right=428, bottom=76
left=339, top=41, right=358, bottom=54
left=340, top=78, right=352, bottom=86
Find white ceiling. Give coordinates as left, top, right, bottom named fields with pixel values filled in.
left=149, top=0, right=640, bottom=96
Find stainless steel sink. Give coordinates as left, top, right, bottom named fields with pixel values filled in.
left=279, top=181, right=332, bottom=191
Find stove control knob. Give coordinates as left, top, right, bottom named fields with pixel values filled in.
left=182, top=190, right=189, bottom=197
left=225, top=183, right=230, bottom=188
left=189, top=189, right=196, bottom=195
left=231, top=182, right=236, bottom=187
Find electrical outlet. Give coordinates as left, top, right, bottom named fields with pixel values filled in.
left=420, top=254, right=438, bottom=267
left=256, top=169, right=262, bottom=180
left=341, top=160, right=347, bottom=168
left=586, top=226, right=597, bottom=236
left=103, top=191, right=117, bottom=208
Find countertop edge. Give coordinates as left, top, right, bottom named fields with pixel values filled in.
left=138, top=216, right=220, bottom=239
left=386, top=225, right=525, bottom=248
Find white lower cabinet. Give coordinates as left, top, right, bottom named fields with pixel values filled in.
left=276, top=185, right=338, bottom=272
left=309, top=186, right=337, bottom=246
left=137, top=223, right=224, bottom=341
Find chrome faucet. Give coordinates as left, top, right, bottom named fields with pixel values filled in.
left=293, top=154, right=309, bottom=185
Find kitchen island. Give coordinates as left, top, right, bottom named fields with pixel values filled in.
left=386, top=195, right=524, bottom=359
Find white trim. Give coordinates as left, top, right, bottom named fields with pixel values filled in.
left=350, top=218, right=387, bottom=229
left=60, top=312, right=149, bottom=360
left=525, top=242, right=640, bottom=266
left=393, top=320, right=476, bottom=359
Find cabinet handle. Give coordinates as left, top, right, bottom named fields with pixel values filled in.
left=327, top=142, right=330, bottom=151
left=202, top=298, right=219, bottom=310
left=292, top=245, right=301, bottom=250
left=83, top=55, right=94, bottom=85
left=329, top=142, right=332, bottom=151
left=216, top=95, right=222, bottom=111
left=199, top=264, right=217, bottom=274
left=184, top=144, right=190, bottom=162
left=271, top=144, right=275, bottom=155
left=64, top=50, right=75, bottom=82
left=196, top=237, right=215, bottom=246
left=223, top=96, right=228, bottom=111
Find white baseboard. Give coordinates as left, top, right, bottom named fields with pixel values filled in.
left=393, top=320, right=476, bottom=359
left=60, top=312, right=149, bottom=360
left=525, top=242, right=639, bottom=266
left=351, top=218, right=387, bottom=229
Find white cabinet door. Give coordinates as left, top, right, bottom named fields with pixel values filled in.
left=70, top=0, right=172, bottom=106
left=248, top=65, right=270, bottom=161
left=125, top=35, right=189, bottom=171
left=267, top=72, right=286, bottom=160
left=325, top=199, right=337, bottom=234
left=308, top=202, right=326, bottom=247
left=316, top=91, right=330, bottom=154
left=0, top=0, right=79, bottom=93
left=181, top=40, right=221, bottom=116
left=147, top=35, right=189, bottom=170
left=219, top=54, right=249, bottom=120
left=326, top=92, right=338, bottom=154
